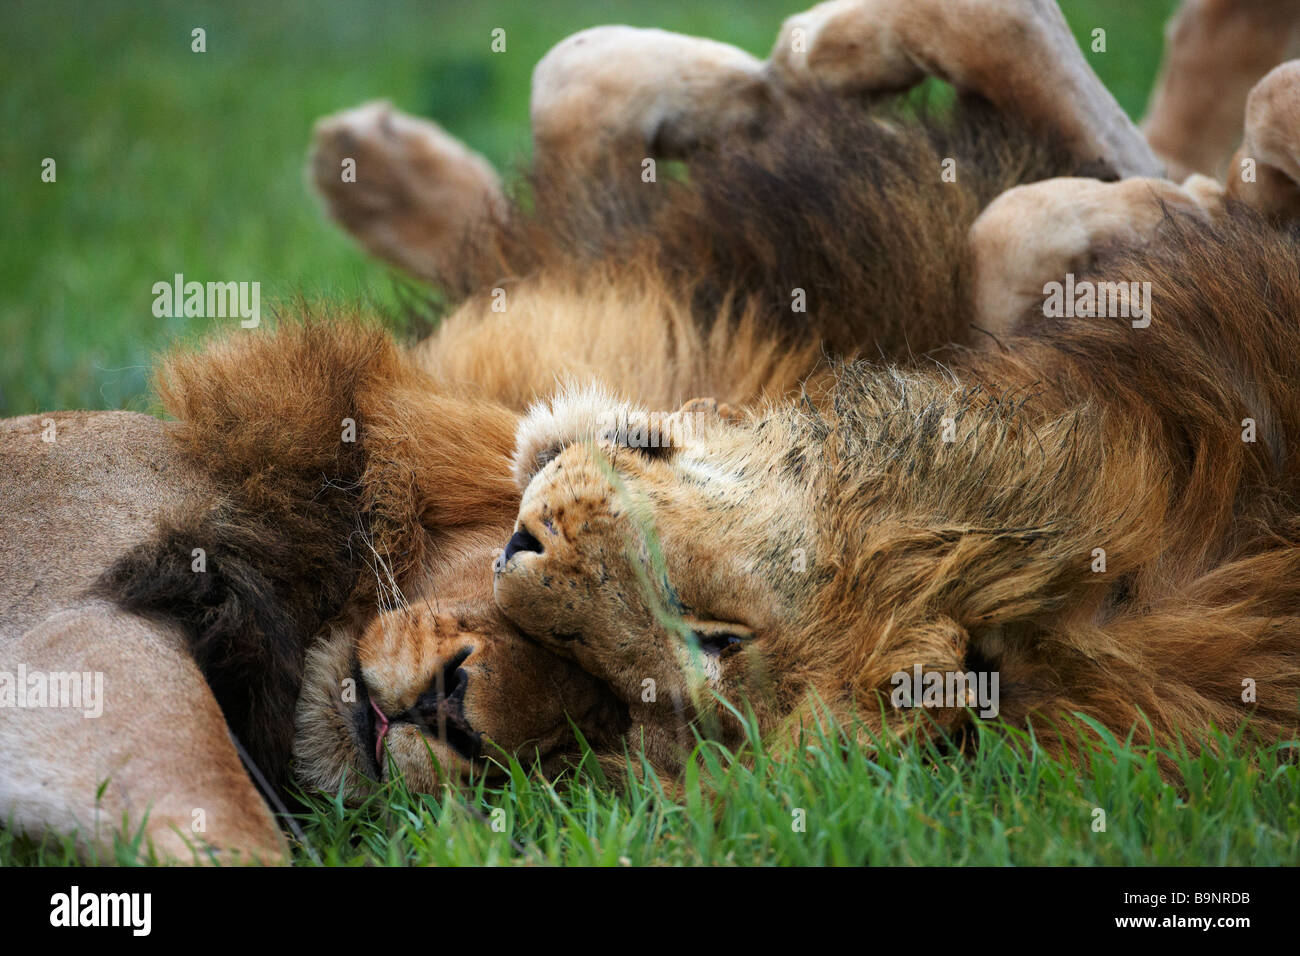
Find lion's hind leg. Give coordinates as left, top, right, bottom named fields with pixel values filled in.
left=1142, top=0, right=1300, bottom=181
left=769, top=0, right=1161, bottom=179
left=1228, top=60, right=1300, bottom=221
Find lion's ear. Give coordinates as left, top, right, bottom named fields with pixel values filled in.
left=512, top=381, right=636, bottom=490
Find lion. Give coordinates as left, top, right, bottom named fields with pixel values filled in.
left=5, top=0, right=1299, bottom=862
left=494, top=203, right=1300, bottom=767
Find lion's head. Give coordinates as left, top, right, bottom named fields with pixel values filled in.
left=492, top=385, right=826, bottom=761
left=487, top=368, right=1180, bottom=764
left=133, top=320, right=636, bottom=801
left=292, top=508, right=628, bottom=799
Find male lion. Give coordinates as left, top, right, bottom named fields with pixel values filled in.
left=4, top=0, right=1299, bottom=862
left=495, top=204, right=1300, bottom=766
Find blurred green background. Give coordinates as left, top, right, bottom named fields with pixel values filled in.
left=0, top=0, right=1178, bottom=417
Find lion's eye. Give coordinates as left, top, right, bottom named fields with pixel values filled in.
left=603, top=429, right=671, bottom=459
left=693, top=631, right=746, bottom=658
left=683, top=618, right=755, bottom=659
left=627, top=441, right=672, bottom=460
left=702, top=634, right=743, bottom=658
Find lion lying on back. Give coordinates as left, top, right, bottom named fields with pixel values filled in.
left=6, top=0, right=1300, bottom=862
left=495, top=208, right=1300, bottom=768
left=329, top=0, right=1300, bottom=775
left=307, top=3, right=1300, bottom=783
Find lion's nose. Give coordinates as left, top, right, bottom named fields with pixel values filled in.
left=498, top=527, right=544, bottom=569
left=403, top=647, right=482, bottom=759
left=409, top=646, right=472, bottom=718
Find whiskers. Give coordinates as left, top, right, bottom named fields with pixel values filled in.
left=349, top=521, right=409, bottom=616
left=347, top=516, right=446, bottom=638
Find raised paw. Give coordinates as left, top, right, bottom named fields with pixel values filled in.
left=1143, top=0, right=1300, bottom=180
left=969, top=176, right=1211, bottom=338
left=309, top=101, right=504, bottom=283
left=768, top=0, right=1162, bottom=179
left=530, top=26, right=772, bottom=174
left=1228, top=60, right=1300, bottom=220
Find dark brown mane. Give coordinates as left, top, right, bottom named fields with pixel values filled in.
left=95, top=320, right=518, bottom=787
left=451, top=95, right=1106, bottom=357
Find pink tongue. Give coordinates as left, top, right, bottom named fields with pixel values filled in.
left=371, top=698, right=390, bottom=766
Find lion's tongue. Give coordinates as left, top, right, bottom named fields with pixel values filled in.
left=371, top=698, right=390, bottom=766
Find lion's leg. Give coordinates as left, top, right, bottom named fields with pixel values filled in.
left=1227, top=61, right=1300, bottom=220
left=528, top=1, right=1160, bottom=180
left=309, top=101, right=505, bottom=288
left=968, top=176, right=1215, bottom=338
left=769, top=0, right=1162, bottom=178
left=1142, top=0, right=1300, bottom=181
left=0, top=600, right=288, bottom=864
left=529, top=26, right=771, bottom=175
left=970, top=55, right=1300, bottom=335
left=307, top=34, right=767, bottom=287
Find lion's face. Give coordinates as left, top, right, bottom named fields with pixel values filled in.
left=487, top=370, right=1197, bottom=765
left=492, top=389, right=822, bottom=756
left=293, top=535, right=624, bottom=798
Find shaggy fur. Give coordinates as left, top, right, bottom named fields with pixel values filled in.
left=498, top=202, right=1300, bottom=769
left=97, top=321, right=520, bottom=785
left=98, top=96, right=1191, bottom=793
left=439, top=96, right=1105, bottom=357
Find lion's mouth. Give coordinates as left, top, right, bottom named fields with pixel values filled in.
left=350, top=661, right=385, bottom=778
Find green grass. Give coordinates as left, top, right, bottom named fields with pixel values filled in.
left=5, top=715, right=1298, bottom=866
left=2, top=0, right=1175, bottom=417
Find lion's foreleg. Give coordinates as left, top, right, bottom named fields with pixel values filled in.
left=308, top=101, right=505, bottom=290
left=529, top=26, right=772, bottom=176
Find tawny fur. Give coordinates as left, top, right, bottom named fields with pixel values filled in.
left=499, top=204, right=1300, bottom=770
left=100, top=92, right=1300, bottom=795
left=91, top=98, right=1093, bottom=797
left=15, top=0, right=1300, bottom=862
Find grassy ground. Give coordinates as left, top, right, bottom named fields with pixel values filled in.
left=5, top=715, right=1298, bottom=866
left=12, top=0, right=1290, bottom=869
